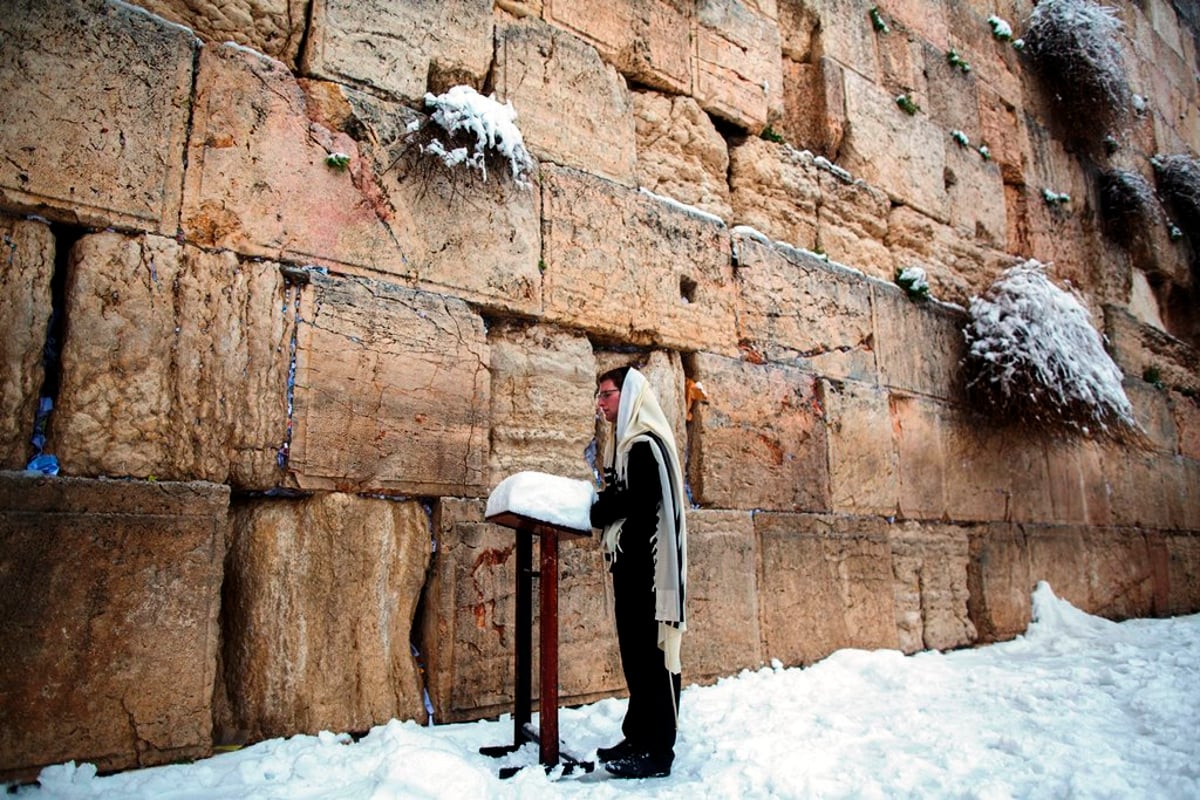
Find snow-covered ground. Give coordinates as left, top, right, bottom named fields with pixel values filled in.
left=14, top=583, right=1199, bottom=799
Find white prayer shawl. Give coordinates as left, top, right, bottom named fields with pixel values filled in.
left=600, top=369, right=688, bottom=674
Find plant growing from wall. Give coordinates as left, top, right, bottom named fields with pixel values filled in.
left=896, top=94, right=920, bottom=115
left=946, top=49, right=972, bottom=74
left=962, top=259, right=1137, bottom=437
left=400, top=85, right=534, bottom=186
left=1152, top=154, right=1200, bottom=245
left=895, top=266, right=930, bottom=300
left=1022, top=0, right=1131, bottom=149
left=869, top=6, right=889, bottom=33
left=1097, top=169, right=1160, bottom=249
left=987, top=15, right=1013, bottom=41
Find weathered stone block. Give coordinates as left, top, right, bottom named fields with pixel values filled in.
left=1024, top=525, right=1156, bottom=621
left=733, top=234, right=877, bottom=382
left=287, top=273, right=489, bottom=496
left=878, top=0, right=949, bottom=51
left=136, top=0, right=307, bottom=65
left=685, top=510, right=763, bottom=682
left=778, top=0, right=820, bottom=62
left=944, top=133, right=1008, bottom=248
left=0, top=217, right=53, bottom=470
left=922, top=41, right=980, bottom=137
left=182, top=43, right=404, bottom=274
left=488, top=322, right=597, bottom=483
left=0, top=0, right=194, bottom=233
left=302, top=0, right=493, bottom=104
left=815, top=170, right=893, bottom=279
left=1170, top=390, right=1200, bottom=460
left=221, top=493, right=430, bottom=741
left=1148, top=531, right=1200, bottom=616
left=688, top=353, right=830, bottom=512
left=0, top=473, right=227, bottom=783
left=1104, top=305, right=1200, bottom=395
left=938, top=407, right=1012, bottom=523
left=757, top=512, right=899, bottom=665
left=495, top=18, right=637, bottom=186
left=840, top=68, right=949, bottom=222
left=52, top=233, right=291, bottom=488
left=728, top=138, right=821, bottom=251
left=778, top=57, right=846, bottom=157
left=811, top=0, right=881, bottom=79
left=419, top=499, right=621, bottom=722
left=886, top=204, right=1012, bottom=305
left=1125, top=379, right=1179, bottom=454
left=545, top=0, right=692, bottom=94
left=1044, top=439, right=1112, bottom=526
left=306, top=84, right=543, bottom=316
left=967, top=522, right=1031, bottom=642
left=693, top=0, right=784, bottom=133
left=871, top=281, right=966, bottom=399
left=1106, top=452, right=1181, bottom=531
left=889, top=394, right=946, bottom=520
left=541, top=165, right=738, bottom=355
left=823, top=379, right=899, bottom=516
left=889, top=521, right=975, bottom=653
left=634, top=90, right=733, bottom=222
left=977, top=87, right=1026, bottom=185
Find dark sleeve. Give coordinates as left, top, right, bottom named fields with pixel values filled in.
left=589, top=441, right=662, bottom=529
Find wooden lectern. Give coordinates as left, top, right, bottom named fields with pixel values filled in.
left=480, top=509, right=594, bottom=777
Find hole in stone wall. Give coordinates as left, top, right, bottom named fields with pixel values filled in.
left=679, top=274, right=697, bottom=303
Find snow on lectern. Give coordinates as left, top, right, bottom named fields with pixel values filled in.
left=480, top=471, right=596, bottom=777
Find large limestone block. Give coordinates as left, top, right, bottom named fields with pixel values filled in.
left=693, top=0, right=785, bottom=133
left=921, top=40, right=980, bottom=137
left=684, top=510, right=762, bottom=682
left=878, top=0, right=949, bottom=51
left=182, top=43, right=403, bottom=274
left=540, top=165, right=738, bottom=355
left=809, top=0, right=880, bottom=80
left=1106, top=452, right=1193, bottom=532
left=302, top=0, right=492, bottom=103
left=0, top=217, right=53, bottom=469
left=1044, top=439, right=1112, bottom=526
left=732, top=234, right=877, bottom=382
left=495, top=19, right=637, bottom=186
left=943, top=137, right=1008, bottom=249
left=419, top=499, right=621, bottom=723
left=222, top=493, right=431, bottom=741
left=778, top=57, right=846, bottom=157
left=688, top=353, right=830, bottom=512
left=840, top=68, right=948, bottom=222
left=1125, top=379, right=1179, bottom=455
left=634, top=90, right=733, bottom=222
left=1148, top=531, right=1200, bottom=616
left=0, top=473, right=227, bottom=782
left=870, top=280, right=966, bottom=399
left=756, top=512, right=899, bottom=666
left=1104, top=305, right=1200, bottom=395
left=889, top=394, right=946, bottom=521
left=889, top=521, right=976, bottom=653
left=331, top=86, right=543, bottom=316
left=287, top=273, right=489, bottom=496
left=0, top=0, right=194, bottom=233
left=52, top=233, right=291, bottom=488
left=823, top=379, right=899, bottom=516
left=1170, top=391, right=1200, bottom=460
left=815, top=169, right=893, bottom=279
left=488, top=322, right=597, bottom=483
left=728, top=138, right=821, bottom=251
left=886, top=205, right=1012, bottom=306
left=135, top=0, right=307, bottom=65
left=1026, top=525, right=1156, bottom=620
left=966, top=522, right=1031, bottom=642
left=545, top=0, right=692, bottom=93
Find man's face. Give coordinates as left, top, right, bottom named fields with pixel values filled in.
left=596, top=379, right=621, bottom=423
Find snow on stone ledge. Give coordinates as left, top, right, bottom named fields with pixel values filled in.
left=485, top=471, right=597, bottom=533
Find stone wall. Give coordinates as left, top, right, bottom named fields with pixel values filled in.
left=0, top=0, right=1198, bottom=778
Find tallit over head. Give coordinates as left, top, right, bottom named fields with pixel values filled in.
left=601, top=368, right=688, bottom=674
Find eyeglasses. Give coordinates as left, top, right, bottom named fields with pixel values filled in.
left=596, top=389, right=620, bottom=399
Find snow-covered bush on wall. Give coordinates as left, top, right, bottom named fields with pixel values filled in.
left=963, top=260, right=1136, bottom=437
left=1022, top=0, right=1131, bottom=149
left=1097, top=169, right=1159, bottom=249
left=1152, top=153, right=1200, bottom=245
left=399, top=85, right=534, bottom=185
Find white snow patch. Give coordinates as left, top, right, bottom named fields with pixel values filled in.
left=638, top=188, right=727, bottom=227
left=484, top=471, right=596, bottom=533
left=423, top=86, right=534, bottom=184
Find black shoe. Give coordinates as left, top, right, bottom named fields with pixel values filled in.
left=596, top=738, right=637, bottom=763
left=603, top=751, right=672, bottom=779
